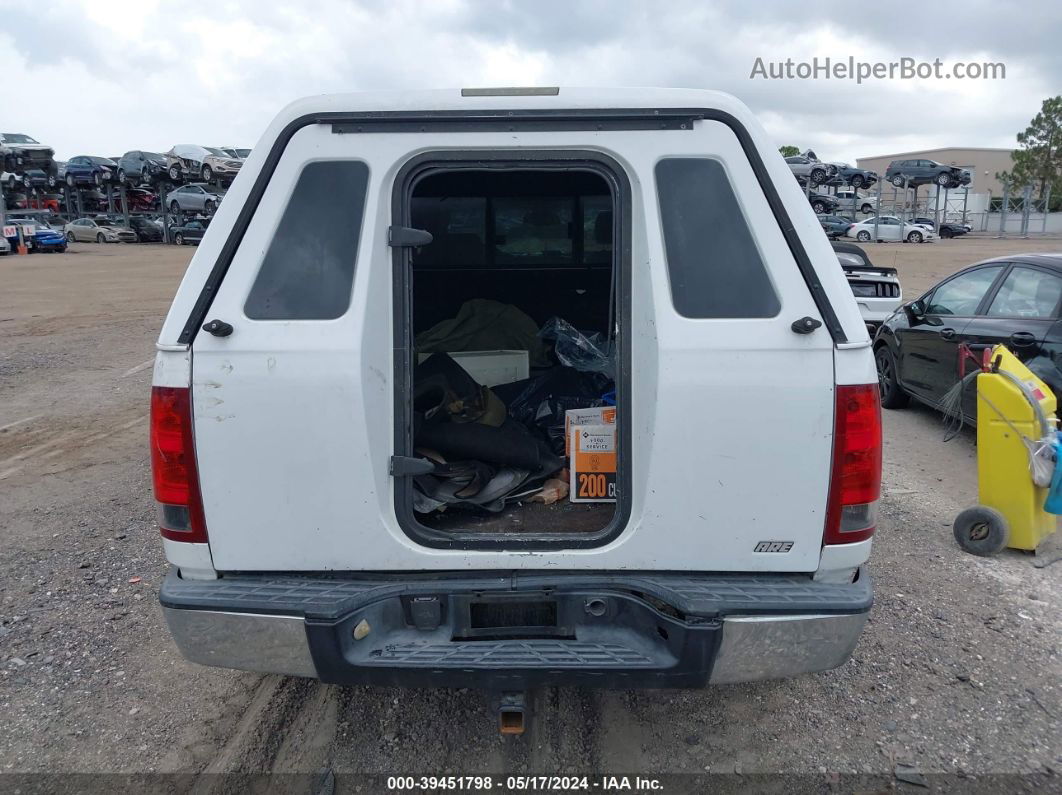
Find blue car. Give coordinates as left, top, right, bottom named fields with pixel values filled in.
left=5, top=217, right=67, bottom=253
left=63, top=155, right=117, bottom=188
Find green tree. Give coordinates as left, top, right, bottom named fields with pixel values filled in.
left=778, top=145, right=800, bottom=157
left=996, top=96, right=1062, bottom=202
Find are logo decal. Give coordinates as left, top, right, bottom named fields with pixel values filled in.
left=754, top=541, right=794, bottom=553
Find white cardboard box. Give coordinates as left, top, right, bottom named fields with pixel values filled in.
left=417, top=350, right=529, bottom=387
left=564, top=406, right=617, bottom=454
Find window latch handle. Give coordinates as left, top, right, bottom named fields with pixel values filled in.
left=791, top=316, right=822, bottom=335
left=202, top=318, right=233, bottom=338
left=388, top=226, right=433, bottom=247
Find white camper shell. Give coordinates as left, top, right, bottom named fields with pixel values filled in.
left=154, top=88, right=880, bottom=690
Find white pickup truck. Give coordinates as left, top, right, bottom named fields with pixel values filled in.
left=152, top=88, right=879, bottom=698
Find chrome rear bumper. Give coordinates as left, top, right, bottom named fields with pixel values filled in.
left=163, top=608, right=316, bottom=678
left=161, top=568, right=871, bottom=687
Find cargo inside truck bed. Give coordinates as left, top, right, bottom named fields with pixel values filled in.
left=402, top=166, right=622, bottom=537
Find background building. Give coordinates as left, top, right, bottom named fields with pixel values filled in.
left=856, top=147, right=1014, bottom=196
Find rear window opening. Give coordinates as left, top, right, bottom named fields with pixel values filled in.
left=396, top=162, right=627, bottom=543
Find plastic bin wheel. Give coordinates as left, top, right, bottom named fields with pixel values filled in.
left=953, top=506, right=1010, bottom=556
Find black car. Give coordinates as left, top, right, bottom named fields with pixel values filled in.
left=0, top=133, right=58, bottom=184
left=874, top=254, right=1062, bottom=421
left=5, top=168, right=57, bottom=190
left=817, top=214, right=854, bottom=239
left=807, top=192, right=839, bottom=214
left=134, top=217, right=164, bottom=242
left=908, top=217, right=970, bottom=239
left=117, top=151, right=168, bottom=186
left=104, top=216, right=164, bottom=242
left=827, top=164, right=877, bottom=189
left=938, top=223, right=969, bottom=239
left=884, top=159, right=972, bottom=190
left=77, top=188, right=108, bottom=212
left=169, top=217, right=210, bottom=245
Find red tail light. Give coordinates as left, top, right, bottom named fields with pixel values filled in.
left=150, top=386, right=208, bottom=543
left=824, top=384, right=882, bottom=545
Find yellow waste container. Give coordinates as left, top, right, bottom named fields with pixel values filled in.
left=954, top=345, right=1058, bottom=555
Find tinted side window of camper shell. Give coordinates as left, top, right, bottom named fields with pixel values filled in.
left=655, top=158, right=780, bottom=319
left=245, top=161, right=369, bottom=320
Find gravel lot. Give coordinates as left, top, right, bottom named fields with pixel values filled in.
left=1, top=238, right=1059, bottom=790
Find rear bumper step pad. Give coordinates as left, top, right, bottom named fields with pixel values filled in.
left=160, top=568, right=871, bottom=688
left=160, top=569, right=872, bottom=619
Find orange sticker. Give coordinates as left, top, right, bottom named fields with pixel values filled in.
left=569, top=424, right=616, bottom=503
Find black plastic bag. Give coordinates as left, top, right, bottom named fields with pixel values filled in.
left=416, top=418, right=561, bottom=473
left=539, top=317, right=615, bottom=378
left=499, top=366, right=613, bottom=455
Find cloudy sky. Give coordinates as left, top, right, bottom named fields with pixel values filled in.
left=1, top=0, right=1058, bottom=163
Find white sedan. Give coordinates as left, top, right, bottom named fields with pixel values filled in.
left=846, top=216, right=937, bottom=243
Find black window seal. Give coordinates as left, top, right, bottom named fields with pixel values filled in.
left=177, top=107, right=845, bottom=345
left=391, top=150, right=632, bottom=551
left=975, top=262, right=1016, bottom=316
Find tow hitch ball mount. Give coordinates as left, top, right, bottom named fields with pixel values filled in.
left=496, top=691, right=529, bottom=736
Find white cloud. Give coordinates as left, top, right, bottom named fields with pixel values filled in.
left=0, top=0, right=1056, bottom=162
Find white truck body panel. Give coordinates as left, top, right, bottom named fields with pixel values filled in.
left=156, top=88, right=873, bottom=575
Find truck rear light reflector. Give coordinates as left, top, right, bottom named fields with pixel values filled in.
left=823, top=384, right=882, bottom=545
left=150, top=386, right=208, bottom=543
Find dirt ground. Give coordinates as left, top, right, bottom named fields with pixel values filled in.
left=1, top=238, right=1059, bottom=790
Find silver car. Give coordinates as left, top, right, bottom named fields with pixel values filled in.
left=166, top=145, right=243, bottom=182
left=63, top=217, right=138, bottom=243
left=166, top=183, right=222, bottom=214
left=845, top=216, right=938, bottom=244
left=784, top=150, right=837, bottom=186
